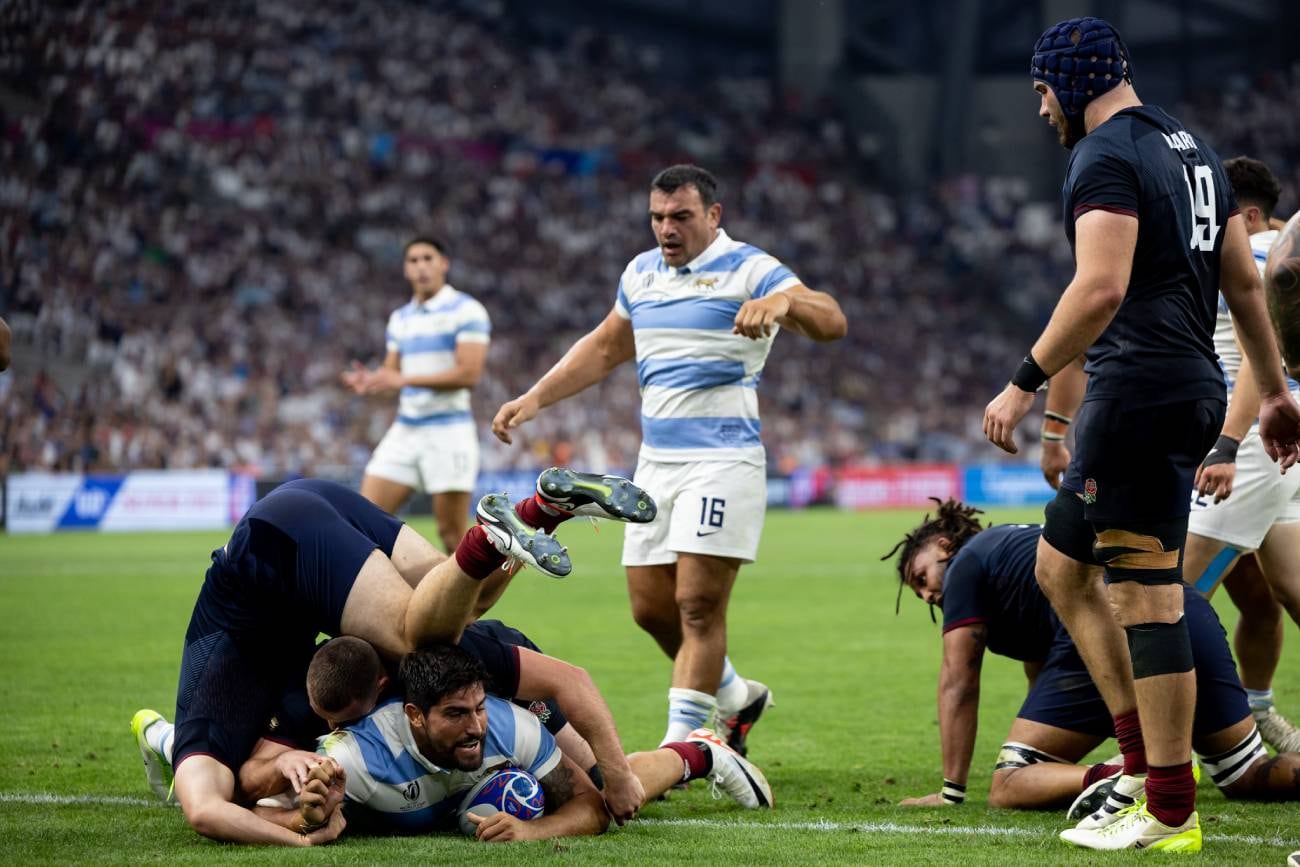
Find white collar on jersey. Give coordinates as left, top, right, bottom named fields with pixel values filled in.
left=410, top=284, right=457, bottom=311
left=671, top=228, right=732, bottom=276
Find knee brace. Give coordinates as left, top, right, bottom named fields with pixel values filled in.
left=1093, top=520, right=1185, bottom=585
left=1200, top=726, right=1265, bottom=789
left=1126, top=617, right=1194, bottom=679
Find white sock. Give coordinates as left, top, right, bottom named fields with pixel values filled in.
left=715, top=657, right=748, bottom=717
left=147, top=720, right=175, bottom=765
left=662, top=688, right=716, bottom=746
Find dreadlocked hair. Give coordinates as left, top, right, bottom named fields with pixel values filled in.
left=880, top=498, right=988, bottom=622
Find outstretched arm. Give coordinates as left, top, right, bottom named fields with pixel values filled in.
left=492, top=309, right=635, bottom=444
left=900, top=624, right=987, bottom=806
left=174, top=754, right=343, bottom=846
left=513, top=647, right=643, bottom=824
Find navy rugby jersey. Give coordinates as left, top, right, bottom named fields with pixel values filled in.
left=1063, top=105, right=1236, bottom=405
left=940, top=525, right=1056, bottom=662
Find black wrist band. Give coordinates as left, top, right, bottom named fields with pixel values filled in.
left=1200, top=434, right=1240, bottom=469
left=1011, top=354, right=1049, bottom=393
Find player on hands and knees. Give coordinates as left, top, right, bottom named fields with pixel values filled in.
left=342, top=236, right=488, bottom=553
left=890, top=503, right=1300, bottom=817
left=493, top=165, right=845, bottom=755
left=1045, top=159, right=1300, bottom=755
left=983, top=18, right=1300, bottom=852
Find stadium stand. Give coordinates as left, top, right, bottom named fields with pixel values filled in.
left=2, top=1, right=1296, bottom=479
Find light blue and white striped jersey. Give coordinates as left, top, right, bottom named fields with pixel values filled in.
left=385, top=284, right=490, bottom=427
left=318, top=695, right=559, bottom=834
left=1213, top=230, right=1297, bottom=395
left=615, top=228, right=801, bottom=465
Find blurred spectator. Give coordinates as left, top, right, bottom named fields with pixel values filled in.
left=1, top=2, right=1293, bottom=478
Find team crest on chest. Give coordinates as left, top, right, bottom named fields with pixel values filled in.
left=1083, top=478, right=1098, bottom=505
left=694, top=276, right=720, bottom=291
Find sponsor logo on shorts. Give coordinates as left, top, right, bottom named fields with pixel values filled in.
left=1083, top=478, right=1098, bottom=505
left=403, top=780, right=421, bottom=801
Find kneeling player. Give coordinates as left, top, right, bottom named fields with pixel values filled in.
left=162, top=469, right=654, bottom=845
left=889, top=501, right=1300, bottom=815
left=320, top=644, right=772, bottom=840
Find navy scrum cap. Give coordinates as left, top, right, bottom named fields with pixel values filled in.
left=1031, top=17, right=1133, bottom=119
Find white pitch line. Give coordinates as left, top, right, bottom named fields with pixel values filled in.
left=1, top=793, right=1295, bottom=848
left=640, top=817, right=1299, bottom=848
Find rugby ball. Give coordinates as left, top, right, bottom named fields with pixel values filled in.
left=457, top=768, right=545, bottom=836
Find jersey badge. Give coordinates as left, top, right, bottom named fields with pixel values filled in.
left=1083, top=478, right=1098, bottom=505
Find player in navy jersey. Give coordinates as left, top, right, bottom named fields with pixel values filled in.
left=982, top=17, right=1300, bottom=851
left=887, top=501, right=1300, bottom=816
left=1044, top=157, right=1300, bottom=755
left=156, top=470, right=655, bottom=845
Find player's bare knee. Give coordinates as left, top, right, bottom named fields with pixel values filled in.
left=675, top=592, right=725, bottom=632
left=987, top=770, right=1020, bottom=808
left=630, top=599, right=678, bottom=638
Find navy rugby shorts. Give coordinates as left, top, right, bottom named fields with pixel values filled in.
left=1017, top=584, right=1248, bottom=741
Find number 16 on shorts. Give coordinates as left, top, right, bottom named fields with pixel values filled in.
left=698, top=497, right=726, bottom=536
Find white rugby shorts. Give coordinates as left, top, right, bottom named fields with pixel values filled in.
left=1188, top=429, right=1300, bottom=550
left=622, top=457, right=767, bottom=566
left=364, top=419, right=479, bottom=494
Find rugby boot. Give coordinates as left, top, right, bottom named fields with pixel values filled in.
left=686, top=728, right=773, bottom=809
left=131, top=709, right=177, bottom=804
left=535, top=468, right=657, bottom=523
left=715, top=679, right=774, bottom=757
left=1069, top=772, right=1145, bottom=829
left=477, top=493, right=571, bottom=578
left=1254, top=706, right=1300, bottom=753
left=1060, top=803, right=1201, bottom=852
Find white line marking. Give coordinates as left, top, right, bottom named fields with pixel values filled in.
left=640, top=817, right=1299, bottom=848
left=1, top=792, right=159, bottom=807
left=2, top=793, right=1295, bottom=848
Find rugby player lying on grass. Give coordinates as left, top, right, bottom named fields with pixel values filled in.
left=887, top=500, right=1300, bottom=816
left=318, top=644, right=772, bottom=841
left=140, top=469, right=656, bottom=844
left=135, top=620, right=653, bottom=829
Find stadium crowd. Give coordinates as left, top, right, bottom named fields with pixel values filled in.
left=1, top=1, right=1296, bottom=479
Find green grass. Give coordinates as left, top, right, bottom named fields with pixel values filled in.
left=1, top=508, right=1298, bottom=864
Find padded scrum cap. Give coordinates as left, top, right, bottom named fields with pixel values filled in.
left=1031, top=17, right=1133, bottom=119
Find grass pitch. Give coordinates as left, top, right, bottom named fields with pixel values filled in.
left=1, top=507, right=1298, bottom=864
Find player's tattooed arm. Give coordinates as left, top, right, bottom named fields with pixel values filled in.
left=473, top=755, right=607, bottom=841
left=1266, top=212, right=1300, bottom=373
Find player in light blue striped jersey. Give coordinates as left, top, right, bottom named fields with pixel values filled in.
left=493, top=165, right=846, bottom=751
left=343, top=236, right=490, bottom=552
